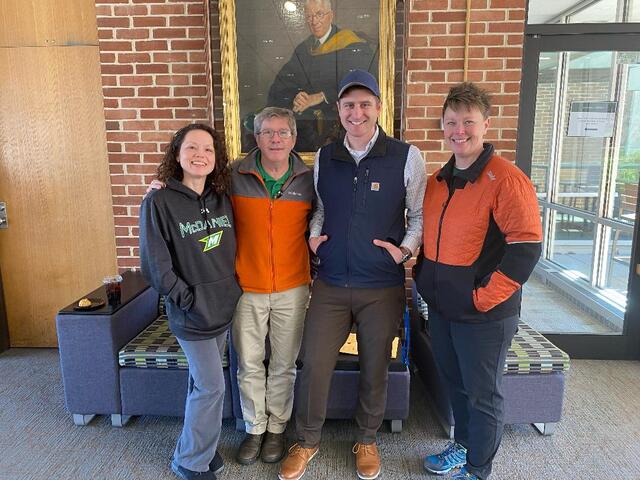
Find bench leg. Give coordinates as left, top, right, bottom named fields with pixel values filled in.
left=235, top=418, right=245, bottom=432
left=390, top=419, right=403, bottom=433
left=445, top=424, right=454, bottom=440
left=111, top=414, right=132, bottom=427
left=72, top=414, right=96, bottom=426
left=433, top=411, right=455, bottom=439
left=533, top=422, right=556, bottom=436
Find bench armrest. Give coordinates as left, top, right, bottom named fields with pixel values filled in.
left=56, top=285, right=158, bottom=416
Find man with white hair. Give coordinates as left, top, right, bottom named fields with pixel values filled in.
left=231, top=107, right=314, bottom=466
left=267, top=0, right=378, bottom=151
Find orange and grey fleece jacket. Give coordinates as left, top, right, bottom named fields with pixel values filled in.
left=415, top=143, right=542, bottom=322
left=230, top=149, right=314, bottom=293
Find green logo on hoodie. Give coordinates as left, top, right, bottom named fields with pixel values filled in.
left=199, top=231, right=223, bottom=252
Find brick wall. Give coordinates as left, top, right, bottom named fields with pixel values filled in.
left=96, top=0, right=212, bottom=271
left=401, top=0, right=526, bottom=306
left=96, top=0, right=528, bottom=276
left=404, top=0, right=526, bottom=174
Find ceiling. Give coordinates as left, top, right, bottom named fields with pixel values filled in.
left=527, top=0, right=615, bottom=24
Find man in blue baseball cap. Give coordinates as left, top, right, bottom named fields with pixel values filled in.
left=279, top=70, right=427, bottom=480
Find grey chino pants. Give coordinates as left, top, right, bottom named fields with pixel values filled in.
left=295, top=279, right=404, bottom=447
left=173, top=332, right=227, bottom=472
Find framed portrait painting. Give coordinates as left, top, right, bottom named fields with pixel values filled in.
left=219, top=0, right=396, bottom=161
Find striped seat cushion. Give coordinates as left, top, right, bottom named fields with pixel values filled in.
left=118, top=316, right=229, bottom=369
left=507, top=322, right=570, bottom=374
left=414, top=292, right=570, bottom=375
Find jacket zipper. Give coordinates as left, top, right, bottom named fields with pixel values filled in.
left=346, top=172, right=358, bottom=287
left=247, top=170, right=277, bottom=291
left=434, top=182, right=456, bottom=312
left=242, top=164, right=304, bottom=292
left=362, top=167, right=369, bottom=208
left=269, top=199, right=276, bottom=292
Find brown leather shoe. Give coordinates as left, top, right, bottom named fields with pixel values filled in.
left=261, top=431, right=285, bottom=463
left=352, top=442, right=381, bottom=480
left=277, top=443, right=319, bottom=480
left=236, top=433, right=264, bottom=465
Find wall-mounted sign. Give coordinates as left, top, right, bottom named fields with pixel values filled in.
left=567, top=101, right=617, bottom=137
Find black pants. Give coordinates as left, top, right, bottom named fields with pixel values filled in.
left=295, top=279, right=404, bottom=447
left=429, top=309, right=519, bottom=480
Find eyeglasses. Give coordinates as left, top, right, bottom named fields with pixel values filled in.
left=304, top=11, right=330, bottom=23
left=257, top=129, right=293, bottom=138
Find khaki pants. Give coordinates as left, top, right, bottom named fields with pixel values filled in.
left=232, top=284, right=309, bottom=434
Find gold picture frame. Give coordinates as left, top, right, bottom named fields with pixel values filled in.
left=219, top=0, right=396, bottom=163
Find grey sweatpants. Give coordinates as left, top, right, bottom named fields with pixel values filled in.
left=173, top=332, right=227, bottom=472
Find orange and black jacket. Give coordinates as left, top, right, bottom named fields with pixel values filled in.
left=230, top=149, right=314, bottom=294
left=415, top=143, right=542, bottom=322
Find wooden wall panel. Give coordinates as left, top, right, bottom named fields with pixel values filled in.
left=0, top=46, right=117, bottom=347
left=0, top=0, right=98, bottom=48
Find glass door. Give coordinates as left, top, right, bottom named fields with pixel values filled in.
left=518, top=33, right=640, bottom=359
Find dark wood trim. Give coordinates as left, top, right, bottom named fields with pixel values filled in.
left=545, top=333, right=640, bottom=360
left=0, top=266, right=10, bottom=352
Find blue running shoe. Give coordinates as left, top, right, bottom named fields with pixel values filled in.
left=451, top=466, right=480, bottom=479
left=423, top=441, right=467, bottom=474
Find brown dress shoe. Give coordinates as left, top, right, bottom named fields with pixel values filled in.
left=261, top=431, right=285, bottom=463
left=236, top=433, right=264, bottom=465
left=352, top=442, right=381, bottom=480
left=278, top=443, right=319, bottom=480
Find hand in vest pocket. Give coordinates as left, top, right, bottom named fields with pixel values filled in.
left=372, top=239, right=404, bottom=264
left=309, top=235, right=328, bottom=255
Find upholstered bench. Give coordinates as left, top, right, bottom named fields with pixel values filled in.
left=410, top=285, right=570, bottom=437
left=117, top=314, right=233, bottom=426
left=56, top=272, right=234, bottom=427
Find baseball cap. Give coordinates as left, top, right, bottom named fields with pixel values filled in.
left=337, top=69, right=380, bottom=99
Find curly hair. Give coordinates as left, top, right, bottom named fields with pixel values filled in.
left=442, top=82, right=492, bottom=119
left=156, top=123, right=231, bottom=194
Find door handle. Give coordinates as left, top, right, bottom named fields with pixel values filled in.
left=0, top=202, right=7, bottom=229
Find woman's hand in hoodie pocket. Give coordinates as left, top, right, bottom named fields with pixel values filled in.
left=187, top=276, right=242, bottom=330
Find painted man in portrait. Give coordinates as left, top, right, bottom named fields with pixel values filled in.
left=267, top=0, right=379, bottom=151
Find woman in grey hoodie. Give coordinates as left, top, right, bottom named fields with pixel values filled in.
left=139, top=123, right=242, bottom=480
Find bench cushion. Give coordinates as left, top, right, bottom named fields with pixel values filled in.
left=118, top=316, right=229, bottom=369
left=414, top=292, right=570, bottom=375
left=508, top=322, right=570, bottom=374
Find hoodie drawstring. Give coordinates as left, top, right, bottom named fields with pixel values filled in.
left=200, top=196, right=211, bottom=235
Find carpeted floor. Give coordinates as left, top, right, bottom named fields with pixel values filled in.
left=0, top=348, right=639, bottom=480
